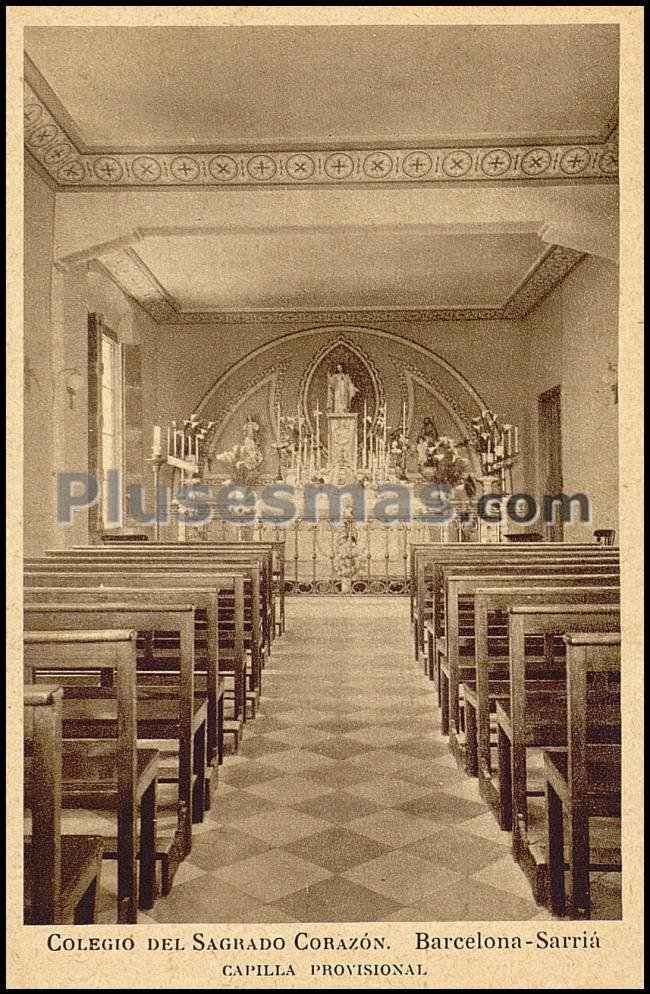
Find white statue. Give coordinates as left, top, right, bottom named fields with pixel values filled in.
left=327, top=364, right=359, bottom=413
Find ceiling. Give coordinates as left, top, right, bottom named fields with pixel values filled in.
left=133, top=227, right=543, bottom=312
left=25, top=24, right=619, bottom=150
left=26, top=24, right=618, bottom=320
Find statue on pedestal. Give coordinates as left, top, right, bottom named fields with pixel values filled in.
left=327, top=364, right=359, bottom=413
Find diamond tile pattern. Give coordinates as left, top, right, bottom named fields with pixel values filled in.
left=96, top=597, right=621, bottom=922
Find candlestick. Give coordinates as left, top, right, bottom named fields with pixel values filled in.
left=152, top=425, right=162, bottom=457
left=503, top=425, right=511, bottom=458
left=314, top=400, right=321, bottom=471
left=513, top=426, right=519, bottom=454
left=149, top=452, right=165, bottom=542
left=362, top=401, right=367, bottom=470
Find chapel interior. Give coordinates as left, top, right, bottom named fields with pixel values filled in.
left=22, top=23, right=622, bottom=926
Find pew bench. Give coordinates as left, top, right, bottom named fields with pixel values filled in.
left=24, top=630, right=160, bottom=923
left=24, top=566, right=251, bottom=746
left=24, top=685, right=104, bottom=925
left=441, top=573, right=620, bottom=761
left=418, top=549, right=619, bottom=665
left=495, top=604, right=620, bottom=904
left=24, top=605, right=203, bottom=898
left=412, top=544, right=619, bottom=662
left=544, top=632, right=621, bottom=919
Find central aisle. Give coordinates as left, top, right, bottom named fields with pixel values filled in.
left=147, top=597, right=549, bottom=923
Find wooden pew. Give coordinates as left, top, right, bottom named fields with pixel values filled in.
left=413, top=545, right=619, bottom=661
left=496, top=603, right=620, bottom=902
left=25, top=582, right=234, bottom=769
left=23, top=630, right=159, bottom=923
left=545, top=632, right=621, bottom=918
left=46, top=546, right=275, bottom=659
left=25, top=561, right=260, bottom=720
left=432, top=560, right=620, bottom=693
left=25, top=566, right=248, bottom=734
left=408, top=541, right=618, bottom=624
left=409, top=540, right=619, bottom=633
left=25, top=605, right=201, bottom=896
left=441, top=570, right=620, bottom=744
left=458, top=580, right=620, bottom=778
left=413, top=543, right=618, bottom=648
left=460, top=585, right=620, bottom=793
left=24, top=685, right=104, bottom=925
left=81, top=539, right=287, bottom=637
left=417, top=547, right=619, bottom=663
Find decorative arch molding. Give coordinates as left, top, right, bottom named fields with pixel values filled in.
left=206, top=368, right=279, bottom=452
left=403, top=367, right=481, bottom=475
left=194, top=324, right=488, bottom=421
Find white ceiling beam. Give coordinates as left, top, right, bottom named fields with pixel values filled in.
left=53, top=183, right=618, bottom=264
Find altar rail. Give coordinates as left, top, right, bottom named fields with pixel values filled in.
left=180, top=514, right=491, bottom=595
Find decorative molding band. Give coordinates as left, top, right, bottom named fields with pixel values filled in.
left=96, top=242, right=585, bottom=326
left=24, top=82, right=618, bottom=191
left=500, top=245, right=586, bottom=319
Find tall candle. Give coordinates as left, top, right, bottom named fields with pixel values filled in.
left=314, top=400, right=321, bottom=470
left=402, top=401, right=407, bottom=442
left=276, top=402, right=281, bottom=441
left=152, top=425, right=162, bottom=457
left=383, top=403, right=387, bottom=445
left=503, top=425, right=511, bottom=458
left=166, top=425, right=171, bottom=457
left=363, top=401, right=367, bottom=469
left=513, top=427, right=519, bottom=454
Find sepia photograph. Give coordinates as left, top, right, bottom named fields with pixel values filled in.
left=7, top=5, right=643, bottom=990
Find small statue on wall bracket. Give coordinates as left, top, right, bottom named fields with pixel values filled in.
left=214, top=414, right=264, bottom=484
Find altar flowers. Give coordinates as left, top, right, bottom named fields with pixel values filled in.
left=420, top=435, right=469, bottom=487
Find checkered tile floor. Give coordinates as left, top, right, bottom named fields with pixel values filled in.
left=96, top=597, right=621, bottom=923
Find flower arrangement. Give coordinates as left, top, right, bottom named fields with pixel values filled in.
left=420, top=435, right=469, bottom=487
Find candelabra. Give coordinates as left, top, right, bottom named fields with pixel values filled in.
left=148, top=452, right=166, bottom=542
left=465, top=410, right=520, bottom=495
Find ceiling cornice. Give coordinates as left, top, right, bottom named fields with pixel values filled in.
left=24, top=74, right=618, bottom=191
left=92, top=242, right=584, bottom=325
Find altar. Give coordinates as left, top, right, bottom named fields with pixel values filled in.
left=327, top=412, right=358, bottom=481
left=167, top=483, right=495, bottom=594
left=151, top=354, right=517, bottom=592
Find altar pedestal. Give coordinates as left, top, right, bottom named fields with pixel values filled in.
left=326, top=413, right=358, bottom=484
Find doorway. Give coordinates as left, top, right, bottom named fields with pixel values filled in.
left=538, top=385, right=563, bottom=542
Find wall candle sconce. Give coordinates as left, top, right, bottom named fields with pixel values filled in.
left=60, top=367, right=84, bottom=410
left=607, top=361, right=618, bottom=405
